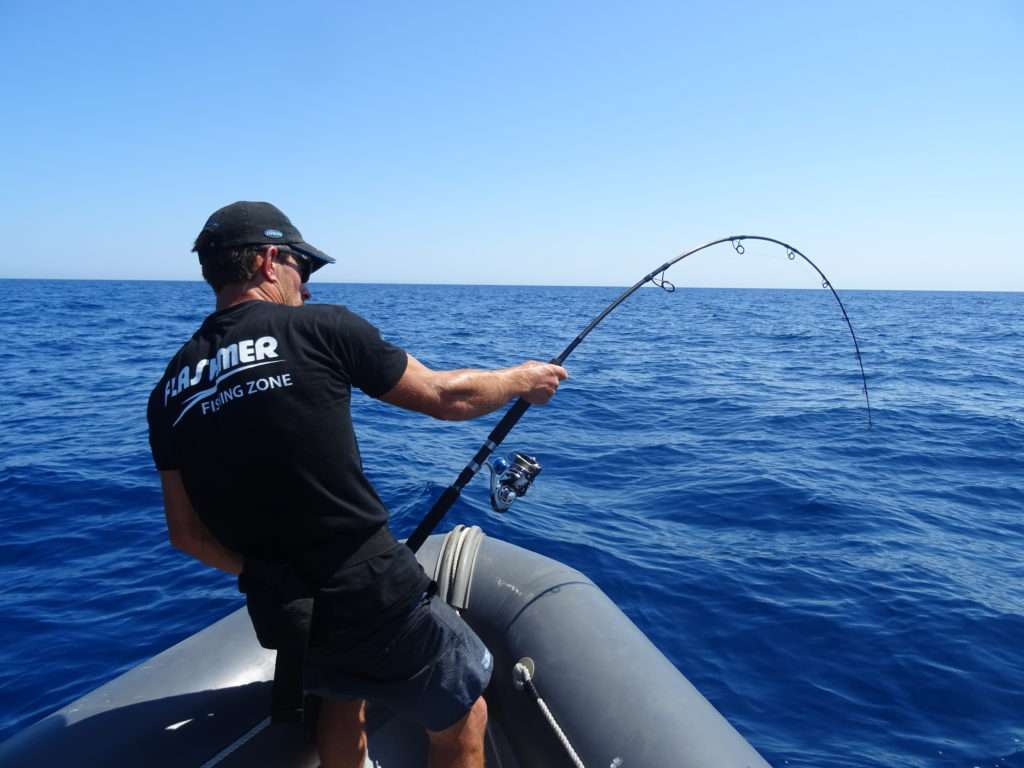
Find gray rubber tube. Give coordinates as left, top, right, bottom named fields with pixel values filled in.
left=415, top=534, right=771, bottom=768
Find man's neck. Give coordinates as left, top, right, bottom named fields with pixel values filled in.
left=216, top=284, right=279, bottom=311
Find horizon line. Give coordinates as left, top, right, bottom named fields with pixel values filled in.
left=0, top=276, right=1020, bottom=294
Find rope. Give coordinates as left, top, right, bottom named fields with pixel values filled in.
left=514, top=661, right=585, bottom=768
left=197, top=716, right=271, bottom=768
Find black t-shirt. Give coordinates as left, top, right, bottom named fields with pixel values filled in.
left=147, top=300, right=429, bottom=619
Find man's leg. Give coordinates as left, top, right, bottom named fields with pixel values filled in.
left=426, top=696, right=488, bottom=768
left=316, top=697, right=367, bottom=768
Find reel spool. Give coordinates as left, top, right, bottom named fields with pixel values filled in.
left=485, top=452, right=542, bottom=512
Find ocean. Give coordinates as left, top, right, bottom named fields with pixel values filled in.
left=0, top=279, right=1021, bottom=767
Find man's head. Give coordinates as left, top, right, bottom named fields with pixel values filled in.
left=192, top=202, right=335, bottom=301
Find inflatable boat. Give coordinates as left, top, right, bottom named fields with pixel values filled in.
left=0, top=527, right=770, bottom=767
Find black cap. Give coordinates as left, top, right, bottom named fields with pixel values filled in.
left=192, top=201, right=336, bottom=273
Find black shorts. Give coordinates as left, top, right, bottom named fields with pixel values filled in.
left=303, top=593, right=493, bottom=732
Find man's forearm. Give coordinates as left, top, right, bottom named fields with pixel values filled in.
left=434, top=366, right=534, bottom=421
left=381, top=356, right=567, bottom=421
left=161, top=470, right=243, bottom=576
left=173, top=522, right=244, bottom=576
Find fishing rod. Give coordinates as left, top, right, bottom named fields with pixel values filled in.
left=406, top=235, right=872, bottom=553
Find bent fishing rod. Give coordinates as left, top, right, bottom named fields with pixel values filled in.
left=406, top=235, right=872, bottom=553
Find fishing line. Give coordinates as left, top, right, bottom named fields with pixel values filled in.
left=406, top=235, right=872, bottom=552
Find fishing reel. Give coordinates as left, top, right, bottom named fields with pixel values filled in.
left=485, top=452, right=542, bottom=512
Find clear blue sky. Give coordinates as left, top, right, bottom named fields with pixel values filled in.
left=1, top=1, right=1020, bottom=290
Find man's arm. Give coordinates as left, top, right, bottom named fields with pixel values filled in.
left=380, top=355, right=568, bottom=421
left=160, top=470, right=243, bottom=575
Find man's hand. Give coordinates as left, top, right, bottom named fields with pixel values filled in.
left=515, top=361, right=568, bottom=405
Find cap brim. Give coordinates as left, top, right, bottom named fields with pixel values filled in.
left=290, top=241, right=335, bottom=273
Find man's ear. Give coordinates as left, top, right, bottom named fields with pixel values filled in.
left=258, top=246, right=280, bottom=283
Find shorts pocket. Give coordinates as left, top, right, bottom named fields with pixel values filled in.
left=313, top=596, right=445, bottom=684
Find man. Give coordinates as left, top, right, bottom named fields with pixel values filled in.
left=147, top=201, right=567, bottom=768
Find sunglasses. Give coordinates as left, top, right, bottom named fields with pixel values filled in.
left=274, top=245, right=311, bottom=284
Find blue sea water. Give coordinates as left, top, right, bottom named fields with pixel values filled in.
left=0, top=278, right=1022, bottom=767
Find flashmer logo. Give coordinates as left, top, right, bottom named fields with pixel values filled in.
left=164, top=336, right=293, bottom=426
